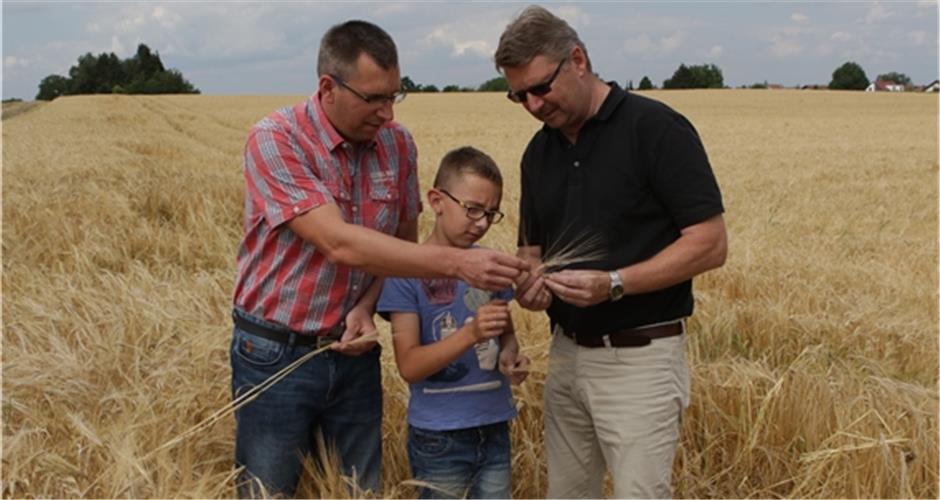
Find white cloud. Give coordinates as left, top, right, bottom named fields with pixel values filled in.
left=425, top=27, right=491, bottom=58
left=707, top=45, right=723, bottom=58
left=4, top=56, right=29, bottom=69
left=908, top=30, right=927, bottom=46
left=831, top=31, right=853, bottom=43
left=791, top=12, right=808, bottom=23
left=772, top=39, right=803, bottom=57
left=110, top=35, right=126, bottom=55
left=660, top=31, right=684, bottom=53
left=623, top=34, right=654, bottom=55
left=553, top=5, right=590, bottom=28
left=116, top=12, right=147, bottom=34
left=865, top=3, right=892, bottom=24
left=622, top=31, right=684, bottom=58
left=152, top=5, right=182, bottom=29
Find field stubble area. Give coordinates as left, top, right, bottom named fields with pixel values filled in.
left=2, top=90, right=938, bottom=498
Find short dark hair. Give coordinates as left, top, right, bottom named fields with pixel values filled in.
left=433, top=146, right=503, bottom=191
left=317, top=20, right=398, bottom=79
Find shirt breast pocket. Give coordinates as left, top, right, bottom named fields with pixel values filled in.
left=367, top=179, right=400, bottom=235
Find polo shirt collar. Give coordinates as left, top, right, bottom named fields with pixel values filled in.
left=593, top=82, right=626, bottom=122
left=308, top=91, right=379, bottom=152
left=541, top=82, right=627, bottom=138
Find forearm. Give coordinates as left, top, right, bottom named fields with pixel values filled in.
left=290, top=206, right=461, bottom=278
left=619, top=216, right=727, bottom=295
left=396, top=326, right=479, bottom=383
left=353, top=276, right=384, bottom=313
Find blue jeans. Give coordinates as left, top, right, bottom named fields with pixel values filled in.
left=230, top=312, right=382, bottom=498
left=407, top=422, right=512, bottom=499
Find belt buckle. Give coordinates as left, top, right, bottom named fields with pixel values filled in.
left=315, top=336, right=335, bottom=349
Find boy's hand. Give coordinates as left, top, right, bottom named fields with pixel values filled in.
left=468, top=300, right=510, bottom=342
left=499, top=350, right=530, bottom=385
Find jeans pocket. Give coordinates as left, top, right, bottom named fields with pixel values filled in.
left=232, top=328, right=286, bottom=367
left=409, top=426, right=453, bottom=459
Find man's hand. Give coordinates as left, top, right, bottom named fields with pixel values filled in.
left=332, top=305, right=378, bottom=355
left=457, top=249, right=529, bottom=292
left=515, top=270, right=553, bottom=311
left=499, top=348, right=530, bottom=385
left=468, top=300, right=511, bottom=342
left=544, top=269, right=612, bottom=308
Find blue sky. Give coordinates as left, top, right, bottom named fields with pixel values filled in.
left=2, top=2, right=938, bottom=100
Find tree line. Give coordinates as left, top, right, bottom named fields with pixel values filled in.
left=36, top=44, right=199, bottom=100
left=33, top=46, right=916, bottom=101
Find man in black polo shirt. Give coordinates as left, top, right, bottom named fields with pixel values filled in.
left=496, top=5, right=727, bottom=499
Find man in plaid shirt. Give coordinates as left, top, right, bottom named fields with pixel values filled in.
left=230, top=20, right=528, bottom=498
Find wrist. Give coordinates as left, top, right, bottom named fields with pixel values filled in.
left=608, top=269, right=624, bottom=302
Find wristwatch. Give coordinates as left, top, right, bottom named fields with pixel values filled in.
left=608, top=270, right=624, bottom=302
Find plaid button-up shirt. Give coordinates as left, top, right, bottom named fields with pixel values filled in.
left=233, top=93, right=421, bottom=334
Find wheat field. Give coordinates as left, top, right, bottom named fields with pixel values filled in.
left=2, top=90, right=937, bottom=498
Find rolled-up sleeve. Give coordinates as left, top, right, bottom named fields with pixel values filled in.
left=244, top=122, right=335, bottom=228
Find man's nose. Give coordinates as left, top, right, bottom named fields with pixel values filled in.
left=376, top=100, right=394, bottom=122
left=524, top=93, right=544, bottom=113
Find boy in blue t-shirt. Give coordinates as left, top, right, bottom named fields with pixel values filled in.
left=378, top=146, right=530, bottom=499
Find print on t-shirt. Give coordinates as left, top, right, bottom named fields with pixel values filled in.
left=427, top=310, right=469, bottom=382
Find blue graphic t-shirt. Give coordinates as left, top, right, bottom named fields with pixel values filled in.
left=377, top=275, right=517, bottom=431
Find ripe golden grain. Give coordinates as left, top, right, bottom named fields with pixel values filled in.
left=2, top=90, right=937, bottom=498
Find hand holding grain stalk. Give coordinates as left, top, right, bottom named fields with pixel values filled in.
left=149, top=332, right=379, bottom=458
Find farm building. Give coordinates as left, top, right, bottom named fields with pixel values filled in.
left=865, top=80, right=905, bottom=92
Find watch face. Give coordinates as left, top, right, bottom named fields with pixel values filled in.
left=610, top=285, right=624, bottom=301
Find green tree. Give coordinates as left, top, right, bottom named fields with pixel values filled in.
left=638, top=76, right=654, bottom=90
left=876, top=71, right=912, bottom=86
left=442, top=84, right=461, bottom=92
left=478, top=76, right=509, bottom=92
left=401, top=76, right=419, bottom=93
left=34, top=43, right=198, bottom=98
left=829, top=61, right=869, bottom=90
left=422, top=84, right=440, bottom=93
left=36, top=75, right=71, bottom=100
left=663, top=63, right=723, bottom=89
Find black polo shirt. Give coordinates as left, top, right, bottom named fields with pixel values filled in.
left=518, top=83, right=724, bottom=335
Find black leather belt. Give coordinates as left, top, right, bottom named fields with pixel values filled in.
left=560, top=322, right=683, bottom=348
left=232, top=310, right=340, bottom=348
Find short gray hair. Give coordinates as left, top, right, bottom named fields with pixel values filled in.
left=317, top=20, right=398, bottom=79
left=494, top=5, right=590, bottom=72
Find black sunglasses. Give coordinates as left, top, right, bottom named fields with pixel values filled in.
left=439, top=189, right=504, bottom=224
left=330, top=74, right=406, bottom=105
left=506, top=57, right=567, bottom=104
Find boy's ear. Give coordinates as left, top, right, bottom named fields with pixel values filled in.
left=427, top=188, right=444, bottom=215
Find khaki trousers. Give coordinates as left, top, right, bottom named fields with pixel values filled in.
left=544, top=326, right=690, bottom=499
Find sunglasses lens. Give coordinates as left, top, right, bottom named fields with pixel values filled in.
left=528, top=83, right=552, bottom=97
left=507, top=90, right=525, bottom=103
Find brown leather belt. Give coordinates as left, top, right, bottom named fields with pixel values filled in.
left=560, top=322, right=683, bottom=348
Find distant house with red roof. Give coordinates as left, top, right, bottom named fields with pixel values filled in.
left=865, top=80, right=904, bottom=92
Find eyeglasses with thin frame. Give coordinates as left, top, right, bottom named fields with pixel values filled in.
left=438, top=188, right=504, bottom=224
left=330, top=74, right=407, bottom=105
left=506, top=57, right=567, bottom=104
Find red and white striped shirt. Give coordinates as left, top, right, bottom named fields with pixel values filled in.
left=233, top=93, right=421, bottom=334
